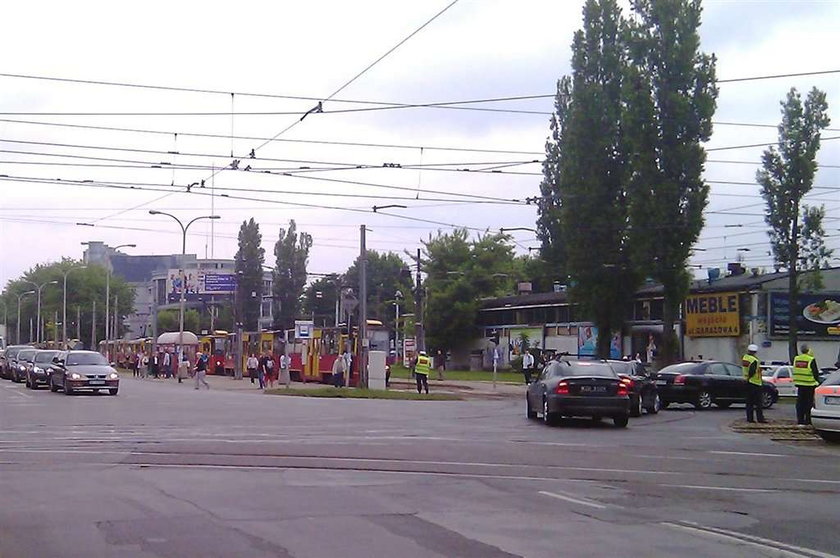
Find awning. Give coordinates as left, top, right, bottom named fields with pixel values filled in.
left=157, top=331, right=199, bottom=345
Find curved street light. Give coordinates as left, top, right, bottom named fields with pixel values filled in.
left=149, top=211, right=220, bottom=362
left=23, top=280, right=58, bottom=343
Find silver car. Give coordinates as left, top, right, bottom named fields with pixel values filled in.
left=811, top=371, right=840, bottom=443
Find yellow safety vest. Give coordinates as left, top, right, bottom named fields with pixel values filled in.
left=792, top=354, right=818, bottom=387
left=416, top=355, right=431, bottom=376
left=741, top=354, right=761, bottom=386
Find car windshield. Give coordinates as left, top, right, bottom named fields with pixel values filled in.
left=17, top=350, right=37, bottom=361
left=66, top=353, right=109, bottom=366
left=608, top=361, right=633, bottom=375
left=822, top=371, right=840, bottom=386
left=659, top=362, right=701, bottom=374
left=34, top=351, right=61, bottom=364
left=559, top=362, right=617, bottom=377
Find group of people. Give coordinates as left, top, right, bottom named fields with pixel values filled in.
left=742, top=343, right=821, bottom=425
left=129, top=349, right=190, bottom=383
left=246, top=352, right=292, bottom=389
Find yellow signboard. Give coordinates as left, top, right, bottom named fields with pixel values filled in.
left=685, top=292, right=740, bottom=337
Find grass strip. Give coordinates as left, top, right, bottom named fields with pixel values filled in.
left=264, top=387, right=461, bottom=400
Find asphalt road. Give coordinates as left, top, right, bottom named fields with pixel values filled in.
left=1, top=377, right=838, bottom=558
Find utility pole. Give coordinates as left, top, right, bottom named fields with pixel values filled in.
left=113, top=294, right=119, bottom=341
left=76, top=306, right=81, bottom=341
left=413, top=248, right=425, bottom=352
left=91, top=300, right=96, bottom=351
left=358, top=225, right=368, bottom=389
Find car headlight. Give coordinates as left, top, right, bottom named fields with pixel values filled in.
left=70, top=372, right=83, bottom=380
left=108, top=372, right=119, bottom=380
left=19, top=365, right=26, bottom=371
left=34, top=366, right=43, bottom=373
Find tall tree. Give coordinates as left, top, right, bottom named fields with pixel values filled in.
left=234, top=218, right=265, bottom=331
left=553, top=0, right=638, bottom=358
left=272, top=220, right=313, bottom=330
left=302, top=274, right=341, bottom=327
left=423, top=229, right=517, bottom=354
left=343, top=251, right=413, bottom=330
left=758, top=87, right=831, bottom=361
left=624, top=0, right=718, bottom=364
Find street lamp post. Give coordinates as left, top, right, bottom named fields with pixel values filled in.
left=394, top=290, right=403, bottom=362
left=149, top=211, right=220, bottom=365
left=103, top=244, right=136, bottom=348
left=62, top=265, right=87, bottom=347
left=23, top=280, right=58, bottom=344
left=16, top=290, right=35, bottom=344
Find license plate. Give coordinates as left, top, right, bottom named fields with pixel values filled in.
left=656, top=380, right=668, bottom=385
left=580, top=385, right=607, bottom=393
left=826, top=396, right=840, bottom=406
left=89, top=380, right=105, bottom=385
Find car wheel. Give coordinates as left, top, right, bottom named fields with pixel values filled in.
left=716, top=401, right=732, bottom=409
left=30, top=378, right=38, bottom=391
left=694, top=390, right=712, bottom=410
left=108, top=389, right=118, bottom=396
left=630, top=395, right=642, bottom=418
left=613, top=415, right=629, bottom=428
left=526, top=395, right=537, bottom=419
left=761, top=390, right=775, bottom=409
left=50, top=377, right=59, bottom=393
left=646, top=392, right=661, bottom=414
left=64, top=383, right=73, bottom=395
left=660, top=400, right=670, bottom=410
left=25, top=376, right=31, bottom=388
left=816, top=430, right=840, bottom=444
left=542, top=397, right=558, bottom=426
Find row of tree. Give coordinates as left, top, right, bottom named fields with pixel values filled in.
left=536, top=0, right=831, bottom=362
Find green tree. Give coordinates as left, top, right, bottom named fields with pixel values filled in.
left=157, top=309, right=200, bottom=333
left=553, top=0, right=638, bottom=358
left=235, top=218, right=265, bottom=331
left=302, top=274, right=341, bottom=327
left=423, top=229, right=517, bottom=353
left=343, top=251, right=414, bottom=330
left=1, top=259, right=134, bottom=349
left=624, top=0, right=718, bottom=364
left=758, top=87, right=831, bottom=361
left=272, top=220, right=313, bottom=330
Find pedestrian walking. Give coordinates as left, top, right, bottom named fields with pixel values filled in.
left=278, top=352, right=292, bottom=389
left=521, top=350, right=535, bottom=385
left=257, top=353, right=267, bottom=389
left=436, top=349, right=446, bottom=381
left=133, top=351, right=142, bottom=377
left=265, top=353, right=276, bottom=389
left=415, top=350, right=430, bottom=394
left=194, top=352, right=210, bottom=390
left=141, top=353, right=149, bottom=378
left=793, top=343, right=820, bottom=426
left=162, top=350, right=172, bottom=379
left=741, top=344, right=766, bottom=423
left=150, top=352, right=160, bottom=379
left=246, top=353, right=259, bottom=384
left=332, top=351, right=346, bottom=387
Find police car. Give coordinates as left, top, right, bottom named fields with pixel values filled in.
left=761, top=364, right=797, bottom=397
left=811, top=370, right=840, bottom=443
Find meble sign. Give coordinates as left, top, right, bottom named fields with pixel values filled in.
left=685, top=292, right=740, bottom=337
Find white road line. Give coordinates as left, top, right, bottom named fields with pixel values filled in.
left=662, top=521, right=839, bottom=558
left=1, top=385, right=33, bottom=398
left=538, top=490, right=609, bottom=509
left=709, top=450, right=789, bottom=458
left=660, top=484, right=774, bottom=493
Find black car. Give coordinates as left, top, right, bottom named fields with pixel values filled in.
left=1, top=345, right=29, bottom=380
left=48, top=350, right=120, bottom=395
left=11, top=348, right=38, bottom=383
left=606, top=360, right=660, bottom=417
left=526, top=360, right=631, bottom=427
left=656, top=360, right=778, bottom=410
left=26, top=350, right=62, bottom=390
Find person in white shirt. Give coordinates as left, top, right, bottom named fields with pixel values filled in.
left=246, top=354, right=259, bottom=384
left=278, top=353, right=292, bottom=388
left=522, top=350, right=535, bottom=384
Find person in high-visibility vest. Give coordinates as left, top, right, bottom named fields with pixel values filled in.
left=741, top=344, right=766, bottom=423
left=415, top=351, right=431, bottom=394
left=793, top=343, right=820, bottom=426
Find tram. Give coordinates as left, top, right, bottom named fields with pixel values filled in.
left=198, top=331, right=236, bottom=375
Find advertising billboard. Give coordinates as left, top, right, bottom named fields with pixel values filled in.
left=769, top=292, right=840, bottom=338
left=577, top=325, right=621, bottom=359
left=165, top=271, right=237, bottom=303
left=684, top=291, right=740, bottom=337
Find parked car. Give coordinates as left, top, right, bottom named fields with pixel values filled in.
left=26, top=350, right=62, bottom=390
left=48, top=350, right=120, bottom=395
left=656, top=360, right=778, bottom=410
left=526, top=360, right=631, bottom=427
left=762, top=365, right=797, bottom=397
left=11, top=348, right=38, bottom=383
left=606, top=360, right=660, bottom=417
left=811, top=370, right=840, bottom=443
left=1, top=345, right=29, bottom=380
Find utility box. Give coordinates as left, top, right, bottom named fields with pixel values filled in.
left=368, top=350, right=387, bottom=390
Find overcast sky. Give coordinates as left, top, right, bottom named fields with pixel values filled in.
left=1, top=0, right=838, bottom=290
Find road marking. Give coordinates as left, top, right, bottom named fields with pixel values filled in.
left=659, top=484, right=774, bottom=493
left=661, top=521, right=839, bottom=558
left=1, top=385, right=32, bottom=398
left=709, top=450, right=789, bottom=458
left=538, top=490, right=609, bottom=509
